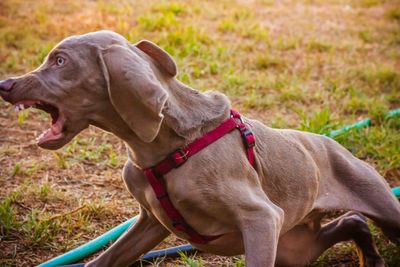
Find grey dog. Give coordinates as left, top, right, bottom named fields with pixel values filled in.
left=0, top=31, right=399, bottom=267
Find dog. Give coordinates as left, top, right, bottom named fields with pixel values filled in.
left=0, top=31, right=399, bottom=267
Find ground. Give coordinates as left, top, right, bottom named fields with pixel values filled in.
left=0, top=0, right=400, bottom=266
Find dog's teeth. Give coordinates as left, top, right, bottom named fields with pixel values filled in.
left=36, top=132, right=44, bottom=141
left=19, top=104, right=24, bottom=110
left=14, top=106, right=19, bottom=112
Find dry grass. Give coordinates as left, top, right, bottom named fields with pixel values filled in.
left=1, top=0, right=400, bottom=266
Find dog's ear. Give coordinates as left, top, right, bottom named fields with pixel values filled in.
left=135, top=40, right=177, bottom=77
left=99, top=45, right=168, bottom=142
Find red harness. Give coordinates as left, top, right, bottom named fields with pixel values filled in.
left=142, top=109, right=255, bottom=244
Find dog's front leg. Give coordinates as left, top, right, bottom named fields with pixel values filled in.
left=240, top=202, right=284, bottom=267
left=85, top=206, right=170, bottom=267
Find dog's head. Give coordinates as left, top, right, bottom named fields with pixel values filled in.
left=0, top=31, right=177, bottom=149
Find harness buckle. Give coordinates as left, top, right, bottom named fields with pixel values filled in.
left=236, top=121, right=256, bottom=149
left=242, top=130, right=255, bottom=148
left=168, top=149, right=188, bottom=168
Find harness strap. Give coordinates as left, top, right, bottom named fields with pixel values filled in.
left=231, top=109, right=255, bottom=166
left=143, top=109, right=255, bottom=244
left=143, top=169, right=218, bottom=244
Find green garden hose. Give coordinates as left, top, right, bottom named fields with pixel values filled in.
left=326, top=108, right=400, bottom=138
left=38, top=217, right=138, bottom=267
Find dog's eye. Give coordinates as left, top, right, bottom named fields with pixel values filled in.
left=56, top=57, right=65, bottom=66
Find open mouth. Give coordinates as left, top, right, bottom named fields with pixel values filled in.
left=14, top=100, right=66, bottom=146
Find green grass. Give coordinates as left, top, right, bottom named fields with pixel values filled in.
left=0, top=0, right=399, bottom=265
left=9, top=162, right=22, bottom=178
left=0, top=182, right=125, bottom=251
left=0, top=191, right=21, bottom=237
left=337, top=116, right=400, bottom=178
left=298, top=107, right=340, bottom=134
left=175, top=251, right=245, bottom=267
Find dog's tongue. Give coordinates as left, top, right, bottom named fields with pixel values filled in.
left=36, top=118, right=63, bottom=145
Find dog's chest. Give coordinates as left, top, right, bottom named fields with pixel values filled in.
left=122, top=159, right=194, bottom=213
left=122, top=158, right=236, bottom=238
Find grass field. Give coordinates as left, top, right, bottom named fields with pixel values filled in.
left=1, top=0, right=400, bottom=266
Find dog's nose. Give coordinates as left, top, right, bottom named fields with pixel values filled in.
left=0, top=79, right=16, bottom=91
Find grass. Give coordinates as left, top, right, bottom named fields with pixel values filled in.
left=338, top=117, right=400, bottom=178
left=298, top=107, right=340, bottom=134
left=0, top=0, right=399, bottom=266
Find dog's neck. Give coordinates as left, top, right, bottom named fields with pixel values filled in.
left=163, top=78, right=231, bottom=139
left=113, top=78, right=231, bottom=168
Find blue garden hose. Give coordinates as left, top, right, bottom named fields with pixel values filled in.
left=393, top=187, right=400, bottom=198
left=132, top=244, right=197, bottom=266
left=38, top=108, right=400, bottom=267
left=56, top=244, right=198, bottom=267
left=38, top=216, right=198, bottom=267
